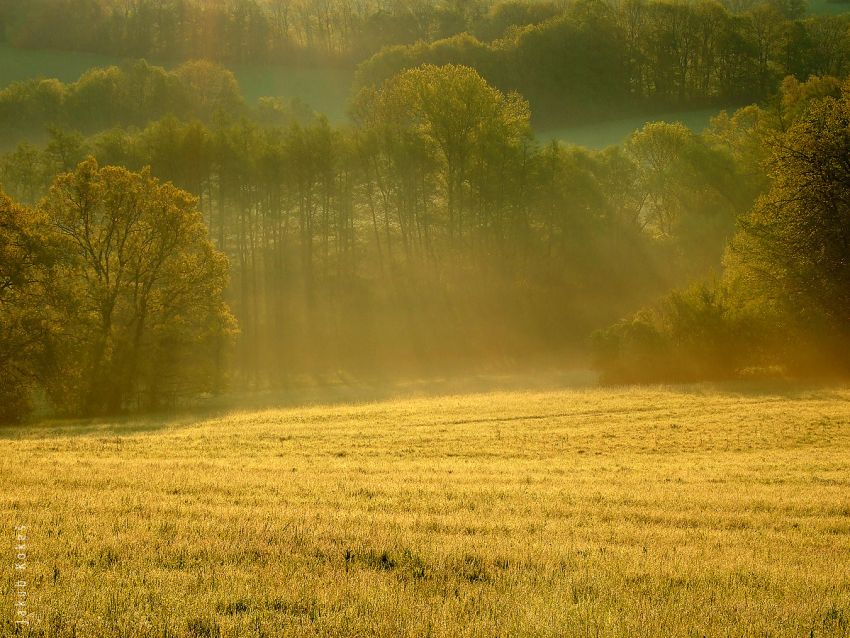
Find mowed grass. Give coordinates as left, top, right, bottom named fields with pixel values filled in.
left=1, top=384, right=850, bottom=637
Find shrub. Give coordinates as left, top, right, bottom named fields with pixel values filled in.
left=592, top=282, right=759, bottom=383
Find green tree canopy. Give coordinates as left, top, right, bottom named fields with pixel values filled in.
left=39, top=158, right=236, bottom=415
left=0, top=191, right=56, bottom=422
left=729, top=82, right=850, bottom=362
left=353, top=63, right=531, bottom=246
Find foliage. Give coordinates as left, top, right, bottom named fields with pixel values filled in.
left=0, top=0, right=507, bottom=65
left=357, top=2, right=850, bottom=125
left=7, top=65, right=849, bottom=393
left=0, top=190, right=55, bottom=421
left=40, top=158, right=236, bottom=414
left=0, top=60, right=246, bottom=148
left=3, top=0, right=850, bottom=128
left=0, top=160, right=235, bottom=422
left=592, top=282, right=759, bottom=382
left=0, top=63, right=766, bottom=388
left=352, top=64, right=532, bottom=248
left=596, top=74, right=850, bottom=382
left=728, top=80, right=850, bottom=370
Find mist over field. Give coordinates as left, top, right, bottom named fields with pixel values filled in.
left=1, top=0, right=850, bottom=636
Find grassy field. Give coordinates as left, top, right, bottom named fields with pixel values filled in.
left=1, top=382, right=849, bottom=637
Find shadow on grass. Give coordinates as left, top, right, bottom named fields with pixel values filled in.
left=0, top=411, right=197, bottom=440
left=667, top=376, right=850, bottom=400
left=4, top=370, right=846, bottom=440
left=0, top=368, right=599, bottom=440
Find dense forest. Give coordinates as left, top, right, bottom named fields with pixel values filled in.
left=0, top=0, right=819, bottom=66
left=357, top=0, right=850, bottom=122
left=1, top=0, right=849, bottom=423
left=3, top=0, right=850, bottom=123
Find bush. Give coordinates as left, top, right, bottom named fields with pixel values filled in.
left=592, top=282, right=759, bottom=383
left=0, top=370, right=34, bottom=424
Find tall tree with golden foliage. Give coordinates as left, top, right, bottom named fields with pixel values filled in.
left=36, top=159, right=236, bottom=416
left=0, top=191, right=57, bottom=422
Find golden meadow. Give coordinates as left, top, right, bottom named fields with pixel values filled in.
left=2, top=384, right=849, bottom=637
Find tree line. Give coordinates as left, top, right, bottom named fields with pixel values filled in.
left=593, top=75, right=850, bottom=381
left=0, top=59, right=314, bottom=149
left=0, top=0, right=850, bottom=123
left=357, top=0, right=850, bottom=123
left=0, top=0, right=545, bottom=66
left=0, top=0, right=832, bottom=76
left=1, top=63, right=761, bottom=419
left=3, top=0, right=847, bottom=127
left=3, top=63, right=848, bottom=422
